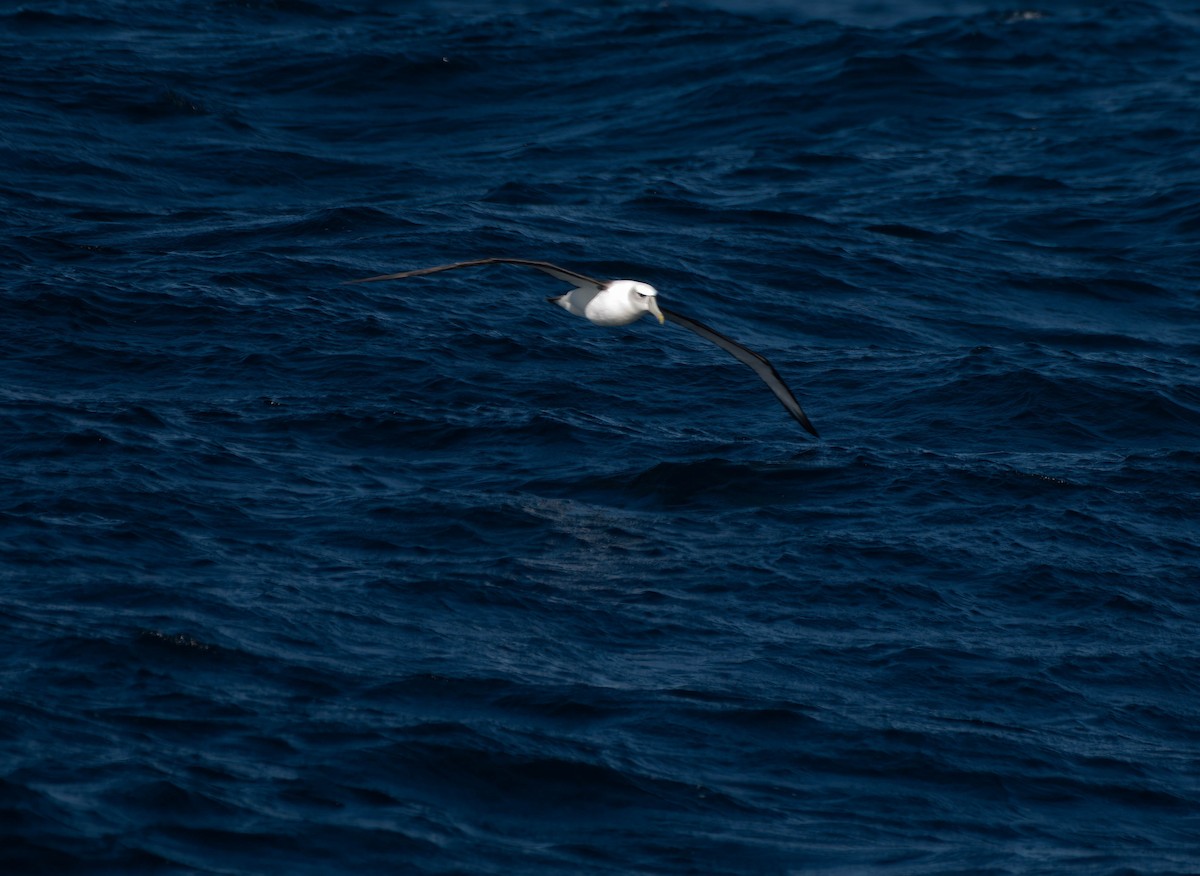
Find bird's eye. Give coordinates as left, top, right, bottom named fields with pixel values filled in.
left=636, top=292, right=648, bottom=298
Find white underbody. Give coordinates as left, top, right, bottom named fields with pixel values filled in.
left=552, top=280, right=661, bottom=327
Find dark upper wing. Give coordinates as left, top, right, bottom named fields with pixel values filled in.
left=344, top=258, right=603, bottom=289
left=660, top=306, right=819, bottom=438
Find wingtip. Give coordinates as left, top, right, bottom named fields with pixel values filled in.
left=342, top=273, right=396, bottom=286
left=793, top=410, right=820, bottom=438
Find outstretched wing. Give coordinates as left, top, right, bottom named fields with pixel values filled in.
left=660, top=306, right=820, bottom=438
left=344, top=257, right=604, bottom=289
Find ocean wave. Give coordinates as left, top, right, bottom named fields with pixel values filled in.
left=2, top=1, right=1197, bottom=873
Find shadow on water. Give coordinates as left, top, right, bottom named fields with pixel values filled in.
left=520, top=448, right=877, bottom=511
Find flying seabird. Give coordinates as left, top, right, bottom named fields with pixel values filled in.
left=346, top=258, right=819, bottom=437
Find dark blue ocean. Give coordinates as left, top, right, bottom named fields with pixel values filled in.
left=3, top=1, right=1199, bottom=873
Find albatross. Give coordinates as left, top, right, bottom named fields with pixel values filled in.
left=346, top=258, right=819, bottom=437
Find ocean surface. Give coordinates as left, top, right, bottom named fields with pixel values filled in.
left=3, top=1, right=1199, bottom=873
